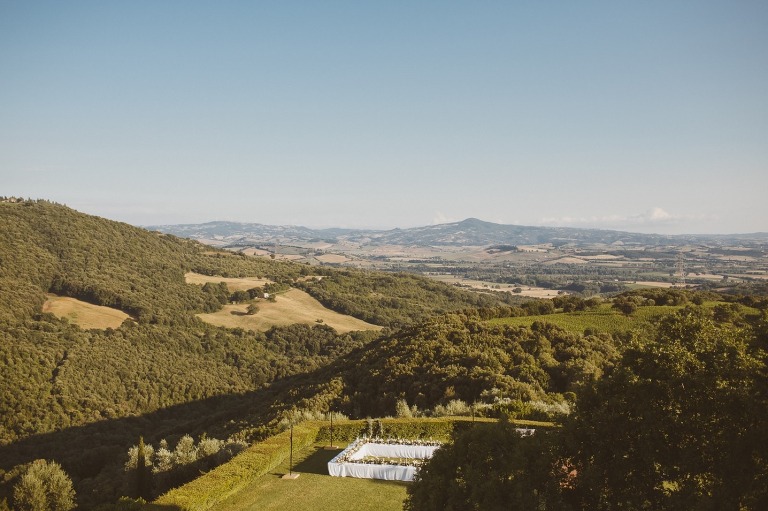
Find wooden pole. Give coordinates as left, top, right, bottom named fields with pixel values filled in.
left=324, top=410, right=337, bottom=450
left=282, top=419, right=300, bottom=479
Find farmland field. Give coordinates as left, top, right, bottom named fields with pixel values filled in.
left=427, top=274, right=564, bottom=298
left=213, top=444, right=407, bottom=511
left=42, top=294, right=130, bottom=329
left=315, top=253, right=351, bottom=264
left=196, top=288, right=382, bottom=333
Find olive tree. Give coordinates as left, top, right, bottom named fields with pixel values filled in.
left=14, top=460, right=75, bottom=511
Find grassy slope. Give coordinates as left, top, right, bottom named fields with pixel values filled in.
left=42, top=294, right=131, bottom=329
left=184, top=272, right=274, bottom=291
left=196, top=289, right=383, bottom=333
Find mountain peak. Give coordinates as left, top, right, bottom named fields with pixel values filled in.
left=457, top=217, right=495, bottom=227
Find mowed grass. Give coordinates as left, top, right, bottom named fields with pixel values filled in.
left=42, top=294, right=130, bottom=329
left=185, top=272, right=273, bottom=291
left=488, top=304, right=681, bottom=334
left=213, top=444, right=408, bottom=511
left=197, top=288, right=382, bottom=333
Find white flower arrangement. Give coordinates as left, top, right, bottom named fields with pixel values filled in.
left=330, top=436, right=443, bottom=467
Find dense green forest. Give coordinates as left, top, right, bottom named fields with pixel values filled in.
left=296, top=270, right=520, bottom=328
left=1, top=200, right=765, bottom=510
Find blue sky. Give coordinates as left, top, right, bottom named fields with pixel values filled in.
left=2, top=1, right=766, bottom=234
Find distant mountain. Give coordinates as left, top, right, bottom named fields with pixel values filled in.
left=147, top=217, right=768, bottom=248
left=145, top=220, right=362, bottom=246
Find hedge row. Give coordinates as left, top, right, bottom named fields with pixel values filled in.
left=148, top=417, right=552, bottom=511
left=150, top=422, right=320, bottom=511
left=315, top=417, right=498, bottom=444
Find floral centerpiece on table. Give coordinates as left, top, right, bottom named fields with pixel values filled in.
left=330, top=437, right=443, bottom=467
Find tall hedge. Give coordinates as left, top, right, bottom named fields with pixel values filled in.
left=151, top=423, right=319, bottom=511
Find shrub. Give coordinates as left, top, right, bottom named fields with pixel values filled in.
left=395, top=399, right=413, bottom=418
left=13, top=460, right=75, bottom=511
left=432, top=399, right=471, bottom=417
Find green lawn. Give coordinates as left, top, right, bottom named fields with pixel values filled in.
left=212, top=444, right=408, bottom=511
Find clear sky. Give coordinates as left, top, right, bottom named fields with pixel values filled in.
left=1, top=1, right=766, bottom=234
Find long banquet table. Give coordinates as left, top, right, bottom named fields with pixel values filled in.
left=327, top=442, right=440, bottom=482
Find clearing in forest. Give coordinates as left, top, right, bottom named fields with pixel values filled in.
left=42, top=294, right=130, bottom=329
left=185, top=272, right=273, bottom=291
left=196, top=288, right=382, bottom=333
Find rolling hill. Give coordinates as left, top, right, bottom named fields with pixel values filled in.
left=147, top=217, right=768, bottom=249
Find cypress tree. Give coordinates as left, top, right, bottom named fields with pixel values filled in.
left=135, top=437, right=151, bottom=500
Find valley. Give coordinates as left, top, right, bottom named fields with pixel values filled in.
left=1, top=200, right=766, bottom=510
left=150, top=218, right=768, bottom=298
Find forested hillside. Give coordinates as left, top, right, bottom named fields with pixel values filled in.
left=297, top=270, right=518, bottom=327
left=0, top=200, right=521, bottom=508
left=338, top=313, right=619, bottom=418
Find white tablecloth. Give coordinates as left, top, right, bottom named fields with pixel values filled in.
left=327, top=461, right=417, bottom=481
left=328, top=442, right=440, bottom=482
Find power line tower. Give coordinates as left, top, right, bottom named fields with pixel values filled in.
left=676, top=251, right=686, bottom=287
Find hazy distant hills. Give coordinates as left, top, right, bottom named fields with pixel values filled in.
left=147, top=217, right=768, bottom=248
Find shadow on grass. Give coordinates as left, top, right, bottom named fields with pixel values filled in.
left=292, top=447, right=343, bottom=475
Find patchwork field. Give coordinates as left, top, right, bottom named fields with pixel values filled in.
left=42, top=294, right=130, bottom=329
left=213, top=444, right=407, bottom=511
left=185, top=272, right=273, bottom=291
left=196, top=288, right=382, bottom=333
left=630, top=281, right=680, bottom=289
left=427, top=275, right=564, bottom=298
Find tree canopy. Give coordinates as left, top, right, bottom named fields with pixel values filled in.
left=407, top=306, right=768, bottom=510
